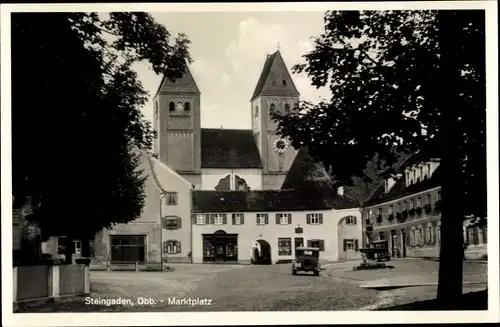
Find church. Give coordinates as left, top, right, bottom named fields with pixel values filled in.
left=152, top=50, right=300, bottom=191
left=90, top=50, right=364, bottom=266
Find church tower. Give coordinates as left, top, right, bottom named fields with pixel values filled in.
left=153, top=65, right=202, bottom=187
left=251, top=50, right=300, bottom=190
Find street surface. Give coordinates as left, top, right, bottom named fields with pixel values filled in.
left=17, top=259, right=487, bottom=312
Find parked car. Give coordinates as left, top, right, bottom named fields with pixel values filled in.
left=359, top=240, right=391, bottom=262
left=292, top=247, right=321, bottom=276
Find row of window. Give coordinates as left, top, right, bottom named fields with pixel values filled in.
left=408, top=224, right=440, bottom=246
left=193, top=213, right=326, bottom=225
left=366, top=190, right=441, bottom=219
left=465, top=225, right=487, bottom=246
left=254, top=103, right=293, bottom=118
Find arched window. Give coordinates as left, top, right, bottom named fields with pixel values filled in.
left=410, top=228, right=415, bottom=246
left=169, top=102, right=175, bottom=112
left=427, top=223, right=434, bottom=244
left=284, top=103, right=290, bottom=114
left=418, top=225, right=424, bottom=245
left=184, top=102, right=191, bottom=112
left=269, top=103, right=276, bottom=113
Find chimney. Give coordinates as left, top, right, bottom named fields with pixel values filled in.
left=337, top=186, right=344, bottom=196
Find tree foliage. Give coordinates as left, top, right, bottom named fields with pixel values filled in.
left=272, top=10, right=486, bottom=308
left=11, top=13, right=191, bottom=241
left=273, top=10, right=485, bottom=217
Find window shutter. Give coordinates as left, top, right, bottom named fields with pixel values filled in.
left=177, top=217, right=182, bottom=229
left=232, top=215, right=235, bottom=225
left=176, top=241, right=181, bottom=254
left=192, top=214, right=197, bottom=225
left=343, top=239, right=347, bottom=251
left=241, top=214, right=245, bottom=225
left=264, top=214, right=269, bottom=225
left=276, top=214, right=280, bottom=224
left=306, top=214, right=311, bottom=224
left=320, top=240, right=325, bottom=251
left=288, top=214, right=292, bottom=225
left=223, top=214, right=227, bottom=225
left=319, top=214, right=323, bottom=224
left=210, top=214, right=215, bottom=224
left=355, top=239, right=359, bottom=251
left=354, top=216, right=357, bottom=225
left=163, top=241, right=168, bottom=253
left=307, top=240, right=312, bottom=247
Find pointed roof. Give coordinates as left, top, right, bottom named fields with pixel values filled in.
left=154, top=64, right=200, bottom=98
left=251, top=50, right=300, bottom=101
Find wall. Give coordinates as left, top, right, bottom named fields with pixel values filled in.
left=336, top=210, right=363, bottom=261
left=93, top=151, right=192, bottom=263
left=262, top=173, right=287, bottom=191
left=192, top=208, right=363, bottom=264
left=201, top=168, right=263, bottom=191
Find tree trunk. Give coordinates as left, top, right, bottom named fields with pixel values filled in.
left=435, top=10, right=467, bottom=309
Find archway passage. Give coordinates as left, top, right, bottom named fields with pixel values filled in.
left=253, top=239, right=272, bottom=265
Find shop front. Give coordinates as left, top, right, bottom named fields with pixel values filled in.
left=202, top=230, right=238, bottom=263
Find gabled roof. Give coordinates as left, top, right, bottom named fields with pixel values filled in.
left=251, top=50, right=300, bottom=101
left=282, top=147, right=412, bottom=205
left=154, top=64, right=200, bottom=97
left=192, top=187, right=358, bottom=213
left=201, top=128, right=263, bottom=169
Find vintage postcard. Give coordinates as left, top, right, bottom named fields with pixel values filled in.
left=1, top=1, right=498, bottom=326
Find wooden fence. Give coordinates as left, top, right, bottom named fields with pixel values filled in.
left=13, top=264, right=89, bottom=305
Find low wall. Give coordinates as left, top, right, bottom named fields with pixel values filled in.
left=13, top=264, right=90, bottom=306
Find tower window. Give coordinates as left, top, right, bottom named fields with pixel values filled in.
left=282, top=80, right=286, bottom=86
left=184, top=102, right=191, bottom=112
left=269, top=103, right=276, bottom=113
left=169, top=102, right=175, bottom=112
left=284, top=103, right=290, bottom=114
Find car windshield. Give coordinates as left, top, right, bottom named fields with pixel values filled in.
left=295, top=249, right=318, bottom=257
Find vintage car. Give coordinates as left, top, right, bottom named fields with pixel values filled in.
left=292, top=247, right=321, bottom=276
left=359, top=240, right=391, bottom=262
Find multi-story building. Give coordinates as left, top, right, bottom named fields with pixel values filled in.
left=361, top=153, right=487, bottom=260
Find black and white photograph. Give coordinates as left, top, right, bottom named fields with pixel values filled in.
left=1, top=1, right=498, bottom=326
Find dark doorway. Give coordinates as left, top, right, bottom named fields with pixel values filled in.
left=254, top=239, right=272, bottom=265
left=401, top=229, right=407, bottom=258
left=202, top=230, right=238, bottom=263
left=294, top=237, right=304, bottom=251
left=109, top=235, right=146, bottom=263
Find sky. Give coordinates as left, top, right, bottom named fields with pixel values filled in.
left=132, top=11, right=332, bottom=130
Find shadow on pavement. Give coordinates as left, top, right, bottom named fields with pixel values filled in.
left=376, top=289, right=488, bottom=311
